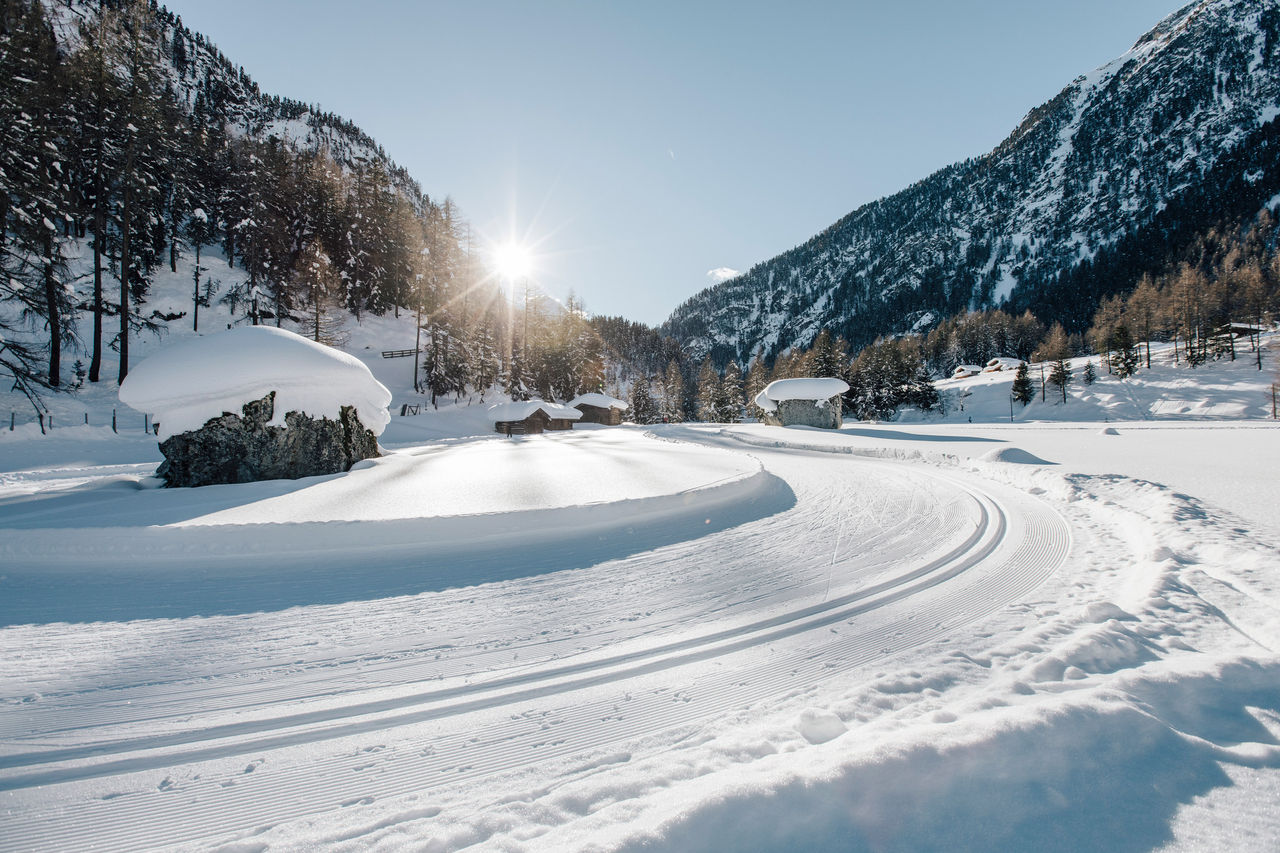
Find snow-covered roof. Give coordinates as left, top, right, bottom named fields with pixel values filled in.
left=953, top=364, right=983, bottom=376
left=754, top=390, right=777, bottom=413
left=568, top=393, right=629, bottom=411
left=487, top=400, right=583, bottom=422
left=118, top=326, right=392, bottom=441
left=761, top=377, right=849, bottom=403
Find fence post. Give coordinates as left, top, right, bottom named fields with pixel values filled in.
left=144, top=413, right=149, bottom=434
left=84, top=412, right=88, bottom=425
left=9, top=412, right=13, bottom=431
left=112, top=408, right=117, bottom=433
left=38, top=411, right=45, bottom=435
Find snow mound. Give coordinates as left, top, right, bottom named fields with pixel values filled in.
left=1083, top=602, right=1136, bottom=623
left=568, top=392, right=629, bottom=410
left=796, top=708, right=847, bottom=745
left=981, top=447, right=1054, bottom=465
left=487, top=400, right=583, bottom=422
left=762, top=377, right=850, bottom=403
left=1100, top=427, right=1120, bottom=435
left=118, top=327, right=392, bottom=441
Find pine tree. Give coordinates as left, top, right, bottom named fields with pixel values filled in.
left=715, top=360, right=744, bottom=423
left=629, top=376, right=659, bottom=424
left=1110, top=324, right=1139, bottom=378
left=1049, top=357, right=1072, bottom=403
left=1082, top=360, right=1097, bottom=385
left=696, top=358, right=719, bottom=422
left=1, top=1, right=76, bottom=389
left=906, top=363, right=940, bottom=412
left=807, top=329, right=846, bottom=378
left=67, top=8, right=125, bottom=383
left=744, top=350, right=769, bottom=420
left=294, top=241, right=346, bottom=346
left=112, top=0, right=173, bottom=382
left=661, top=360, right=686, bottom=423
left=1011, top=362, right=1034, bottom=405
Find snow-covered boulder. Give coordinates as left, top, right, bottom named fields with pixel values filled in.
left=757, top=377, right=850, bottom=429
left=119, top=327, right=391, bottom=487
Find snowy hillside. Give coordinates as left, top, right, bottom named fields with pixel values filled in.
left=665, top=0, right=1280, bottom=362
left=913, top=338, right=1280, bottom=424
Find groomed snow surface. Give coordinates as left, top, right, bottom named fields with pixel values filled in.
left=2, top=336, right=1279, bottom=851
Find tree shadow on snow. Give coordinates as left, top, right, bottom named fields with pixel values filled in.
left=0, top=471, right=796, bottom=626
left=838, top=426, right=1004, bottom=444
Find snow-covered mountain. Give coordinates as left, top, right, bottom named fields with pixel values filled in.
left=664, top=0, right=1280, bottom=363
left=46, top=0, right=426, bottom=206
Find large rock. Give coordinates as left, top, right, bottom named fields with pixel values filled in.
left=157, top=392, right=379, bottom=487
left=761, top=397, right=844, bottom=429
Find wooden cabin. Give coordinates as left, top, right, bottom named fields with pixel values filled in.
left=568, top=393, right=629, bottom=425
left=488, top=401, right=582, bottom=435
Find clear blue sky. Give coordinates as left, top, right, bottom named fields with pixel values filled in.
left=165, top=0, right=1185, bottom=325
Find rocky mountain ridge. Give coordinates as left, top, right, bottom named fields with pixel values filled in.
left=664, top=0, right=1280, bottom=364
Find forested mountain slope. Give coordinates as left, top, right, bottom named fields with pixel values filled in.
left=2, top=0, right=510, bottom=406
left=664, top=0, right=1280, bottom=364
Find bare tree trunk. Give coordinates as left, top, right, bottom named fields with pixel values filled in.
left=118, top=164, right=133, bottom=385
left=192, top=242, right=201, bottom=332
left=89, top=190, right=104, bottom=383
left=43, top=229, right=61, bottom=387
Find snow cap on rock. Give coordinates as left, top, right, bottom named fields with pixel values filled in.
left=119, top=326, right=392, bottom=441
left=761, top=377, right=849, bottom=403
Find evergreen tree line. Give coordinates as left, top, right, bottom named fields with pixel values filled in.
left=500, top=291, right=607, bottom=406
left=1084, top=214, right=1280, bottom=375
left=0, top=0, right=519, bottom=412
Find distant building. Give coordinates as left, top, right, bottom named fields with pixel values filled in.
left=952, top=364, right=983, bottom=378
left=568, top=393, right=629, bottom=425
left=488, top=401, right=582, bottom=435
left=755, top=377, right=849, bottom=429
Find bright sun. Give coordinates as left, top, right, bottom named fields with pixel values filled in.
left=492, top=243, right=532, bottom=280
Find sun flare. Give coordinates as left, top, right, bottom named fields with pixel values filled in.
left=492, top=243, right=533, bottom=280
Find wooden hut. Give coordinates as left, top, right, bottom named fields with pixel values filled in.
left=488, top=401, right=582, bottom=435
left=568, top=393, right=629, bottom=425
left=755, top=377, right=849, bottom=429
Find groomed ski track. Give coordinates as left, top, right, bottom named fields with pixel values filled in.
left=0, top=427, right=1071, bottom=851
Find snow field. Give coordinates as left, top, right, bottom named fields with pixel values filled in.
left=0, top=427, right=1077, bottom=850
left=0, top=332, right=1278, bottom=849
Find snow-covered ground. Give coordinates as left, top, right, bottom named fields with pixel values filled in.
left=3, top=255, right=1280, bottom=849
left=2, top=338, right=1279, bottom=850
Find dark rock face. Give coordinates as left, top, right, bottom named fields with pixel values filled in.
left=157, top=393, right=379, bottom=487
left=762, top=397, right=843, bottom=429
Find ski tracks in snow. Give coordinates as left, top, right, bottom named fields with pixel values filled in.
left=0, top=429, right=1072, bottom=851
